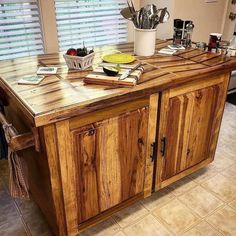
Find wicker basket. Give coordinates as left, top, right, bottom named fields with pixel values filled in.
left=63, top=52, right=95, bottom=70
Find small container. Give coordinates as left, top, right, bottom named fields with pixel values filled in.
left=218, top=41, right=229, bottom=55
left=208, top=33, right=222, bottom=53
left=195, top=42, right=207, bottom=50
left=63, top=52, right=95, bottom=70
left=134, top=28, right=157, bottom=56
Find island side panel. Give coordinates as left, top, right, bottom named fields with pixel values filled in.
left=1, top=95, right=59, bottom=235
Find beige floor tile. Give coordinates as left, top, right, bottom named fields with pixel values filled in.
left=179, top=186, right=224, bottom=217
left=114, top=231, right=126, bottom=236
left=189, top=166, right=218, bottom=184
left=206, top=206, right=236, bottom=236
left=229, top=199, right=236, bottom=211
left=182, top=221, right=221, bottom=236
left=215, top=148, right=236, bottom=163
left=123, top=214, right=171, bottom=236
left=21, top=207, right=53, bottom=236
left=113, top=203, right=148, bottom=228
left=152, top=199, right=199, bottom=235
left=221, top=164, right=236, bottom=180
left=202, top=174, right=236, bottom=203
left=141, top=188, right=175, bottom=211
left=0, top=218, right=27, bottom=236
left=80, top=218, right=120, bottom=236
left=167, top=176, right=198, bottom=196
left=208, top=155, right=235, bottom=172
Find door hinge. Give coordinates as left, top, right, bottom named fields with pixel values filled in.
left=150, top=142, right=157, bottom=162
left=160, top=137, right=166, bottom=157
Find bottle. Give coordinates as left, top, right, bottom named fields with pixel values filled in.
left=183, top=21, right=194, bottom=48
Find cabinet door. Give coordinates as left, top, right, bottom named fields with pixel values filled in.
left=73, top=107, right=149, bottom=223
left=155, top=74, right=229, bottom=189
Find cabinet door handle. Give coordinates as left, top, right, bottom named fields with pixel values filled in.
left=160, top=137, right=166, bottom=157
left=150, top=142, right=156, bottom=162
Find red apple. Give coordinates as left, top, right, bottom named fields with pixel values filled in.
left=66, top=48, right=77, bottom=56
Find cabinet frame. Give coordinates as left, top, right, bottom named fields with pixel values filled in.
left=43, top=95, right=159, bottom=235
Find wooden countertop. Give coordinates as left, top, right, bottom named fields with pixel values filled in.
left=1, top=39, right=236, bottom=127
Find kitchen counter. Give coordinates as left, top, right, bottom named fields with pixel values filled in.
left=0, top=40, right=236, bottom=236
left=0, top=39, right=235, bottom=127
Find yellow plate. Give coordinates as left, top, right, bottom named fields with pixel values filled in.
left=102, top=53, right=135, bottom=64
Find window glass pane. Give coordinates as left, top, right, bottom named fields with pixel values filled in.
left=0, top=0, right=44, bottom=60
left=54, top=0, right=128, bottom=52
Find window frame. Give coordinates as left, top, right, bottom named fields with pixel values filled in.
left=38, top=0, right=139, bottom=53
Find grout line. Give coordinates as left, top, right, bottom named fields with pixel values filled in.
left=151, top=206, right=202, bottom=236
left=206, top=218, right=225, bottom=236
left=200, top=173, right=236, bottom=204
left=13, top=200, right=32, bottom=236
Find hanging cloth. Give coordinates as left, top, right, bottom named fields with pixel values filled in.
left=2, top=124, right=29, bottom=199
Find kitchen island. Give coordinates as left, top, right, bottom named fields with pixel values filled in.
left=0, top=40, right=236, bottom=236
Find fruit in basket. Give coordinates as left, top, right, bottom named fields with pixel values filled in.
left=66, top=48, right=77, bottom=56
left=103, top=64, right=121, bottom=76
left=77, top=48, right=87, bottom=57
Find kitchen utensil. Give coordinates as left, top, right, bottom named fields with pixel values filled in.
left=158, top=7, right=169, bottom=23
left=120, top=7, right=134, bottom=21
left=119, top=63, right=142, bottom=80
left=127, top=0, right=135, bottom=14
left=102, top=53, right=135, bottom=64
left=120, top=3, right=170, bottom=29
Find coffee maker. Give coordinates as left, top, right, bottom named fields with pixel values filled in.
left=173, top=19, right=194, bottom=48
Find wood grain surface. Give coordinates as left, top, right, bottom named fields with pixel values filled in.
left=155, top=73, right=230, bottom=190
left=1, top=40, right=236, bottom=127
left=73, top=107, right=149, bottom=223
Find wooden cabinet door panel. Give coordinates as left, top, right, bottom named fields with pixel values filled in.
left=156, top=75, right=228, bottom=187
left=73, top=107, right=149, bottom=223
left=161, top=85, right=220, bottom=181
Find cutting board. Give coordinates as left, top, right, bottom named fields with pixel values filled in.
left=84, top=64, right=144, bottom=87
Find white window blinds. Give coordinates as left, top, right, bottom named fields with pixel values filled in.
left=54, top=0, right=128, bottom=51
left=0, top=0, right=44, bottom=60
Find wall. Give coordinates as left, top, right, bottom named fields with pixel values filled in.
left=173, top=0, right=228, bottom=42
left=141, top=0, right=228, bottom=43
left=222, top=0, right=236, bottom=41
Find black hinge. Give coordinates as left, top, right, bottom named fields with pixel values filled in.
left=160, top=137, right=166, bottom=157
left=150, top=142, right=157, bottom=162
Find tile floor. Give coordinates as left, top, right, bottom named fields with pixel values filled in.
left=0, top=102, right=236, bottom=236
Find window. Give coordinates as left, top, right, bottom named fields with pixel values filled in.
left=0, top=0, right=44, bottom=60
left=54, top=0, right=128, bottom=51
